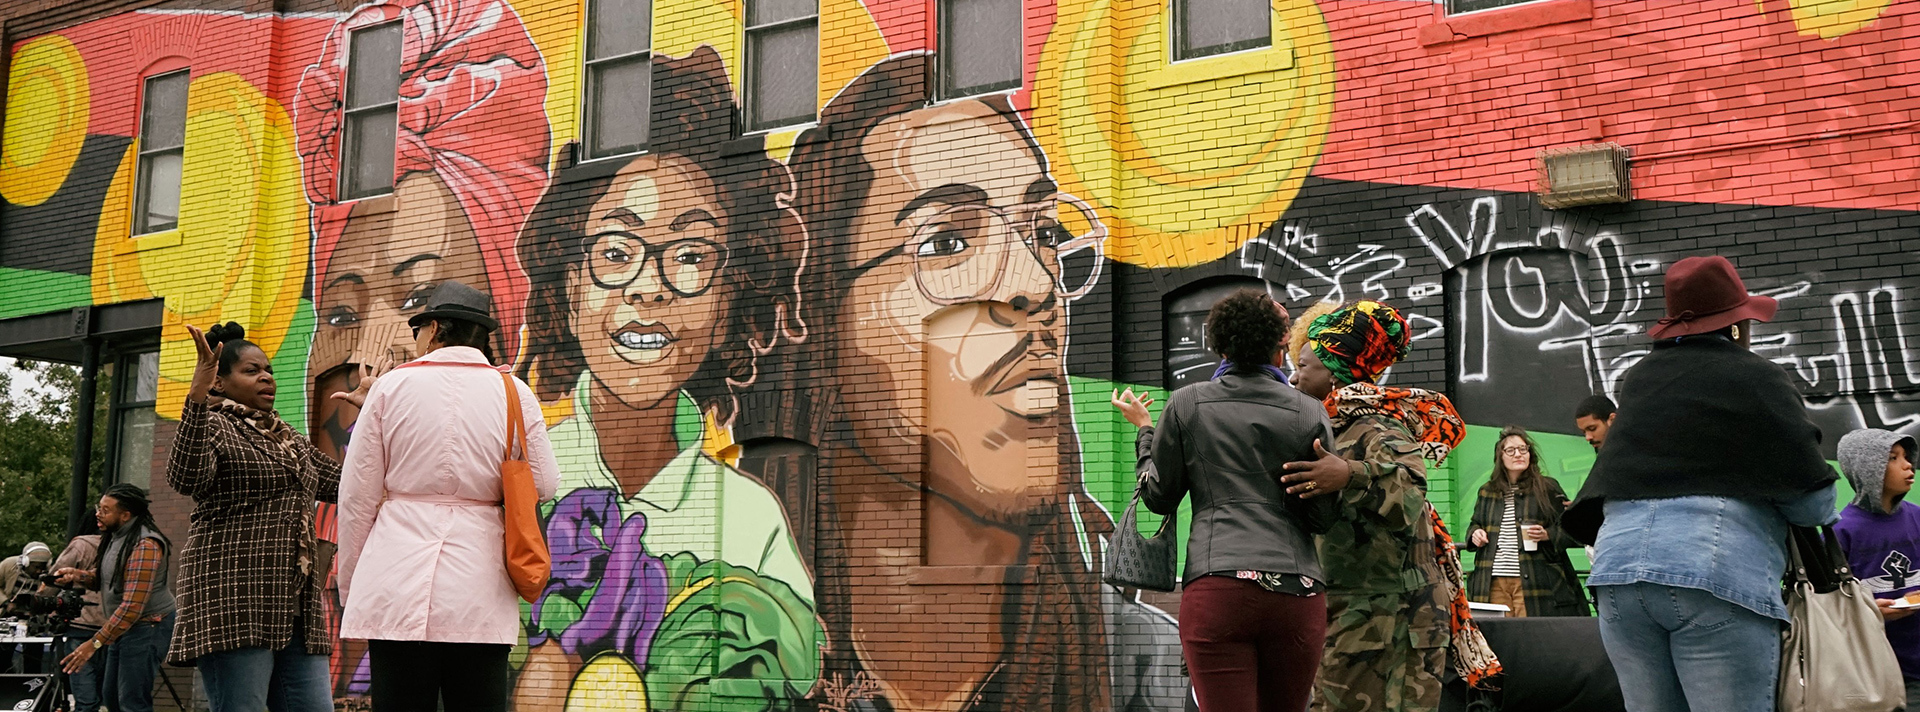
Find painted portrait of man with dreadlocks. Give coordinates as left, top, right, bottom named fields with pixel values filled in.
left=784, top=54, right=1181, bottom=712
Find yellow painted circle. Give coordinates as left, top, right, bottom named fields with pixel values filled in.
left=90, top=72, right=309, bottom=418
left=0, top=35, right=90, bottom=207
left=564, top=653, right=648, bottom=711
left=1765, top=0, right=1892, bottom=39
left=1034, top=0, right=1335, bottom=268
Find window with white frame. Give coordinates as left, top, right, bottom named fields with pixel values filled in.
left=744, top=0, right=818, bottom=131
left=133, top=71, right=188, bottom=234
left=585, top=0, right=652, bottom=159
left=938, top=0, right=1021, bottom=98
left=1173, top=0, right=1270, bottom=61
left=341, top=21, right=403, bottom=199
left=1446, top=0, right=1543, bottom=14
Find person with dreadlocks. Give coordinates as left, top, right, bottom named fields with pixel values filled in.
left=162, top=322, right=368, bottom=712
left=1278, top=300, right=1497, bottom=712
left=54, top=484, right=175, bottom=712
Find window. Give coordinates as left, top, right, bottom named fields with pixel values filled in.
left=1173, top=0, right=1269, bottom=61
left=134, top=71, right=188, bottom=234
left=938, top=0, right=1021, bottom=98
left=585, top=0, right=652, bottom=159
left=1163, top=278, right=1263, bottom=391
left=108, top=351, right=160, bottom=488
left=341, top=21, right=403, bottom=199
left=744, top=0, right=818, bottom=131
left=1446, top=0, right=1542, bottom=13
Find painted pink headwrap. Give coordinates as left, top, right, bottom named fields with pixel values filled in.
left=293, top=0, right=551, bottom=359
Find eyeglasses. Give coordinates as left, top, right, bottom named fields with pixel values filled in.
left=1500, top=446, right=1530, bottom=456
left=898, top=194, right=1106, bottom=305
left=584, top=232, right=727, bottom=297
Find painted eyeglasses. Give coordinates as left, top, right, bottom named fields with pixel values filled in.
left=585, top=232, right=728, bottom=297
left=909, top=194, right=1107, bottom=304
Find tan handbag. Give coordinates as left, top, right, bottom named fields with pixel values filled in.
left=1778, top=525, right=1902, bottom=712
left=499, top=372, right=551, bottom=602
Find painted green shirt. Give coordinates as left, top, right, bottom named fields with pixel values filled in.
left=546, top=384, right=815, bottom=604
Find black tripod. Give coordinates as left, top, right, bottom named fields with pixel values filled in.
left=27, top=633, right=188, bottom=712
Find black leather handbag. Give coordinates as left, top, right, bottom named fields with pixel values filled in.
left=1104, top=489, right=1179, bottom=592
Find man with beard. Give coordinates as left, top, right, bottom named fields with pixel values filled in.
left=54, top=484, right=176, bottom=712
left=787, top=54, right=1181, bottom=711
left=1574, top=395, right=1616, bottom=451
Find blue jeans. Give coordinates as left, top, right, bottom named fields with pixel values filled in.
left=63, top=626, right=106, bottom=712
left=101, top=612, right=174, bottom=712
left=1596, top=583, right=1782, bottom=712
left=197, top=624, right=331, bottom=712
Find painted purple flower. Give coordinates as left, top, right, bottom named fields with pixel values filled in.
left=532, top=488, right=669, bottom=665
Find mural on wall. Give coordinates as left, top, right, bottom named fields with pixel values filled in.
left=4, top=0, right=1920, bottom=710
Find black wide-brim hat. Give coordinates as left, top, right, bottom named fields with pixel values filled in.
left=1647, top=255, right=1777, bottom=339
left=408, top=280, right=499, bottom=331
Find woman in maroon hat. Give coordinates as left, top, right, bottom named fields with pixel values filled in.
left=1563, top=256, right=1838, bottom=712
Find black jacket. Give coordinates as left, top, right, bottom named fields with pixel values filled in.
left=1461, top=476, right=1591, bottom=617
left=1141, top=370, right=1338, bottom=583
left=1564, top=336, right=1835, bottom=544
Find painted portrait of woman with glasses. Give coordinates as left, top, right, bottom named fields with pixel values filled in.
left=511, top=47, right=817, bottom=710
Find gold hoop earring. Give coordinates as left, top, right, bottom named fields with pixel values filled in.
left=1731, top=324, right=1741, bottom=340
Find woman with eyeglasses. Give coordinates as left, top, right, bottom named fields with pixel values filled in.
left=508, top=47, right=815, bottom=710
left=1460, top=426, right=1590, bottom=618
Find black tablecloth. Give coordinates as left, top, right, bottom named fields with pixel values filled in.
left=1442, top=617, right=1626, bottom=712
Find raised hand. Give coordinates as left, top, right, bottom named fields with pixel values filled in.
left=186, top=324, right=223, bottom=404
left=1110, top=388, right=1156, bottom=429
left=329, top=356, right=396, bottom=409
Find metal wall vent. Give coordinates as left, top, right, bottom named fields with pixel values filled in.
left=1538, top=143, right=1631, bottom=209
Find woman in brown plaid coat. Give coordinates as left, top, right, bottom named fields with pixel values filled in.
left=166, top=322, right=371, bottom=712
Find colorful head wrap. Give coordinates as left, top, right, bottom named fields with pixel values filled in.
left=1304, top=300, right=1412, bottom=386
left=293, top=0, right=552, bottom=360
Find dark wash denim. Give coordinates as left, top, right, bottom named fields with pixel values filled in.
left=100, top=612, right=172, bottom=712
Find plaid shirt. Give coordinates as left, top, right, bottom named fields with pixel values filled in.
left=165, top=399, right=340, bottom=663
left=91, top=539, right=164, bottom=646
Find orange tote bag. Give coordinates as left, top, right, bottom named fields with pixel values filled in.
left=500, top=372, right=551, bottom=602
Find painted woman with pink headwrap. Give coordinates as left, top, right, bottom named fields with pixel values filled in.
left=290, top=0, right=551, bottom=703
left=294, top=0, right=551, bottom=463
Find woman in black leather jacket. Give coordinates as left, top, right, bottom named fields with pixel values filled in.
left=1114, top=289, right=1336, bottom=712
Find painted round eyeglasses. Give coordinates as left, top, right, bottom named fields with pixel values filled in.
left=907, top=194, right=1107, bottom=304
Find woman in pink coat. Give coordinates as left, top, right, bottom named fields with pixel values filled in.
left=336, top=280, right=561, bottom=712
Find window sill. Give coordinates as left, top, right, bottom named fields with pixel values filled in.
left=932, top=85, right=1021, bottom=107
left=905, top=565, right=1034, bottom=586
left=114, top=230, right=182, bottom=255
left=1143, top=47, right=1295, bottom=91
left=1418, top=0, right=1592, bottom=47
left=744, top=120, right=819, bottom=138
left=349, top=194, right=396, bottom=216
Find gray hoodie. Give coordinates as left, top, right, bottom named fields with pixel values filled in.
left=1837, top=428, right=1918, bottom=515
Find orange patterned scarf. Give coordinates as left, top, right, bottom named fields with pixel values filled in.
left=1430, top=502, right=1503, bottom=689
left=1325, top=382, right=1467, bottom=465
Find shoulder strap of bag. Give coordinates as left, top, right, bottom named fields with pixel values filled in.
left=1126, top=487, right=1173, bottom=538
left=501, top=372, right=527, bottom=463
left=1820, top=524, right=1853, bottom=581
left=1787, top=525, right=1813, bottom=585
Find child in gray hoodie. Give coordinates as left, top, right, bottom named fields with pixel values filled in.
left=1834, top=428, right=1920, bottom=707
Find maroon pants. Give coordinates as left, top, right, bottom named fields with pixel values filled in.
left=1178, top=575, right=1328, bottom=712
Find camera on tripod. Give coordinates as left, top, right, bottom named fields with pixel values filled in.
left=8, top=575, right=89, bottom=637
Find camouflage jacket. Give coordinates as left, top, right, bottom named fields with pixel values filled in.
left=1317, top=412, right=1445, bottom=597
